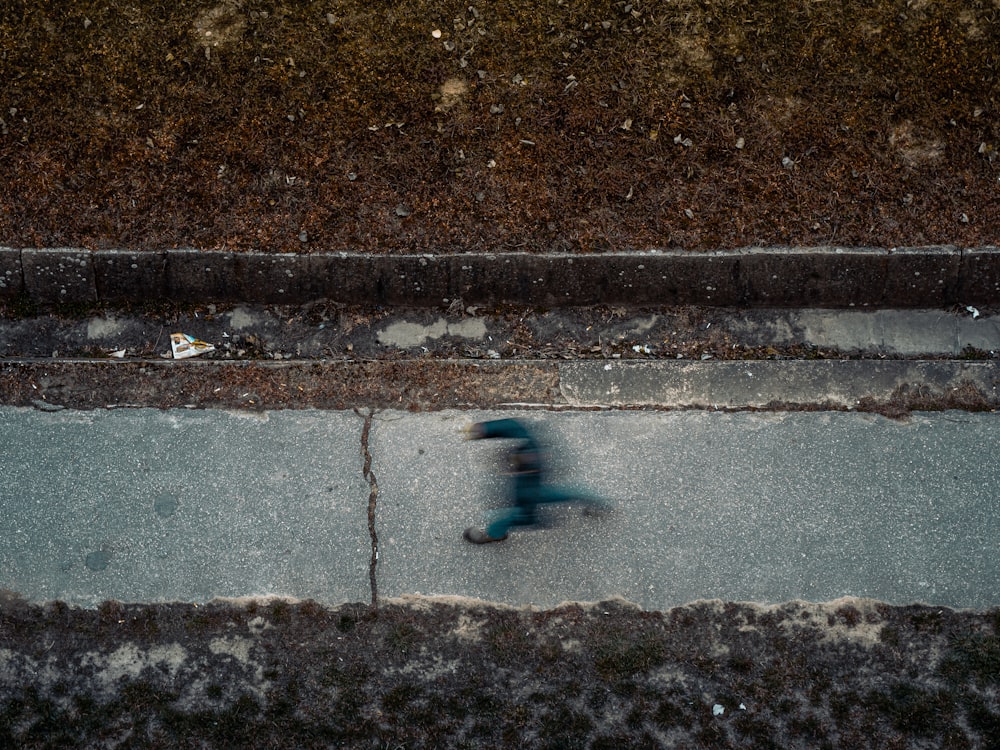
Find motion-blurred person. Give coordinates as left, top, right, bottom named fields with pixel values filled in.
left=463, top=418, right=610, bottom=544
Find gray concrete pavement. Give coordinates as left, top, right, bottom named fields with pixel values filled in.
left=730, top=309, right=1000, bottom=356
left=0, top=408, right=370, bottom=606
left=2, top=406, right=997, bottom=610
left=560, top=359, right=999, bottom=408
left=376, top=410, right=1000, bottom=609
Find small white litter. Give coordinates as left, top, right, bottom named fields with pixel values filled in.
left=170, top=333, right=216, bottom=359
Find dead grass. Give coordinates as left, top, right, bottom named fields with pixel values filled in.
left=1, top=0, right=997, bottom=253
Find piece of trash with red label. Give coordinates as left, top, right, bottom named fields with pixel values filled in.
left=170, top=333, right=216, bottom=359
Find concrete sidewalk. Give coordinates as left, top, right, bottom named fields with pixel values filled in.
left=3, top=406, right=997, bottom=610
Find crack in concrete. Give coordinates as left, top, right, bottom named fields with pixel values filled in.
left=355, top=408, right=379, bottom=610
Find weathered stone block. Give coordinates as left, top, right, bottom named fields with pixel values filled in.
left=94, top=250, right=168, bottom=302
left=0, top=247, right=23, bottom=300
left=738, top=246, right=888, bottom=307
left=21, top=248, right=96, bottom=305
left=882, top=246, right=961, bottom=307
left=958, top=247, right=1000, bottom=305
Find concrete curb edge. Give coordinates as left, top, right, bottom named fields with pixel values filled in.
left=559, top=359, right=1000, bottom=409
left=2, top=246, right=999, bottom=308
left=3, top=358, right=997, bottom=412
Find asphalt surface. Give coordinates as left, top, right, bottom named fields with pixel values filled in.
left=3, top=406, right=997, bottom=611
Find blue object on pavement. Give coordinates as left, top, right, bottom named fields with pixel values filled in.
left=468, top=418, right=608, bottom=541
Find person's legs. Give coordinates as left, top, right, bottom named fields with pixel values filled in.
left=485, top=503, right=535, bottom=539
left=466, top=487, right=610, bottom=544
left=472, top=419, right=536, bottom=443
left=534, top=485, right=611, bottom=512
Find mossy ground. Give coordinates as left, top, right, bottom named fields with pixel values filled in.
left=1, top=593, right=998, bottom=748
left=2, top=0, right=998, bottom=253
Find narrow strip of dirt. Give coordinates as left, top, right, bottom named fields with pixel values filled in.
left=0, top=360, right=560, bottom=410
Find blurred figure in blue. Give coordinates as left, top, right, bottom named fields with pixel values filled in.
left=463, top=418, right=610, bottom=544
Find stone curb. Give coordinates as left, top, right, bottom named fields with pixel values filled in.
left=559, top=359, right=1000, bottom=409
left=4, top=358, right=997, bottom=412
left=2, top=246, right=999, bottom=308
